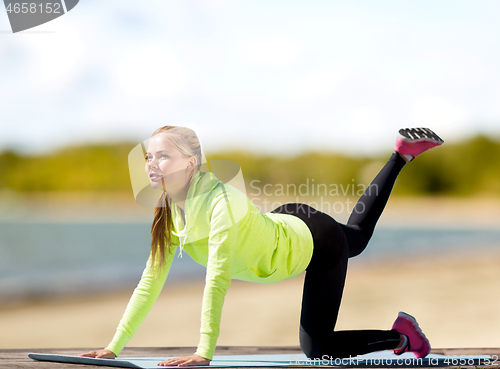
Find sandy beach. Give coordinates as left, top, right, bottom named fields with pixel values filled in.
left=1, top=251, right=500, bottom=351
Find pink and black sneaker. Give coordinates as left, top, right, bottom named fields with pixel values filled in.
left=392, top=312, right=431, bottom=358
left=395, top=128, right=444, bottom=162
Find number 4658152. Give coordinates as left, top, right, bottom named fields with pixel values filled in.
left=6, top=2, right=62, bottom=14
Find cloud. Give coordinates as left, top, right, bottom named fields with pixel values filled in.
left=411, top=96, right=465, bottom=139
left=239, top=38, right=301, bottom=66
left=289, top=68, right=345, bottom=102
left=115, top=43, right=187, bottom=99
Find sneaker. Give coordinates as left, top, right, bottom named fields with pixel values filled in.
left=392, top=312, right=431, bottom=358
left=395, top=128, right=444, bottom=161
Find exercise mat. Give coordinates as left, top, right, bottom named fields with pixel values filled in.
left=28, top=351, right=495, bottom=367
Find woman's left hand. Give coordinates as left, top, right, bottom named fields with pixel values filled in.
left=158, top=354, right=211, bottom=367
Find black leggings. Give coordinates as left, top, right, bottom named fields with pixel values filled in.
left=271, top=153, right=406, bottom=359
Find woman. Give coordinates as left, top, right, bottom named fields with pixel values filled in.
left=80, top=126, right=443, bottom=366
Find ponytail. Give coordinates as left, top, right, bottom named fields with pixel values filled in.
left=150, top=191, right=172, bottom=272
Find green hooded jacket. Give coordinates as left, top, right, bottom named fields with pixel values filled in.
left=106, top=170, right=314, bottom=360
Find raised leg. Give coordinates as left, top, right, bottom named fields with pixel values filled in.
left=342, top=152, right=406, bottom=258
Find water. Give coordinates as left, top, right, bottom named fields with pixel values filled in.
left=0, top=222, right=206, bottom=304
left=0, top=221, right=499, bottom=304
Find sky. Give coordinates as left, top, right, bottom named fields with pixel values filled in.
left=1, top=0, right=500, bottom=157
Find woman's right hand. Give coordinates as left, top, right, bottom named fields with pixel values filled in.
left=77, top=349, right=116, bottom=359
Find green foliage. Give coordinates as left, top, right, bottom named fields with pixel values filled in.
left=0, top=143, right=134, bottom=192
left=1, top=135, right=500, bottom=196
left=394, top=135, right=500, bottom=196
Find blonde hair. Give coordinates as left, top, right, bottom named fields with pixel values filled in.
left=149, top=126, right=202, bottom=271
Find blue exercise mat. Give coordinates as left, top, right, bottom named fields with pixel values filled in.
left=28, top=351, right=494, bottom=367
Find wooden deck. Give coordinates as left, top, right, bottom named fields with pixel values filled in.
left=1, top=346, right=499, bottom=368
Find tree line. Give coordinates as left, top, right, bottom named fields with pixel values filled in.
left=1, top=135, right=499, bottom=197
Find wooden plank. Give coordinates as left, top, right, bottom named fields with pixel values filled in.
left=1, top=347, right=499, bottom=369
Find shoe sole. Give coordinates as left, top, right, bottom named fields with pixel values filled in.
left=398, top=128, right=444, bottom=144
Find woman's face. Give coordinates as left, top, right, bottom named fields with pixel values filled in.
left=145, top=134, right=195, bottom=192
